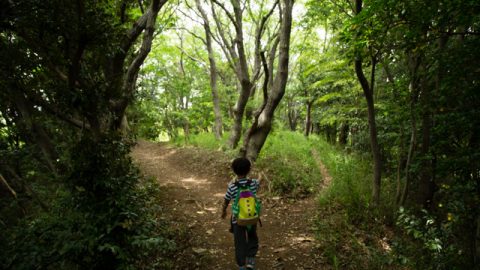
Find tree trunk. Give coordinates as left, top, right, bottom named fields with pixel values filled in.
left=354, top=0, right=382, bottom=205
left=400, top=53, right=421, bottom=206
left=354, top=57, right=382, bottom=204
left=339, top=122, right=349, bottom=145
left=395, top=127, right=406, bottom=205
left=287, top=100, right=298, bottom=131
left=196, top=0, right=223, bottom=140
left=416, top=35, right=447, bottom=208
left=305, top=101, right=313, bottom=137
left=229, top=82, right=252, bottom=148
left=243, top=0, right=294, bottom=161
left=212, top=0, right=277, bottom=149
left=11, top=89, right=57, bottom=172
left=110, top=0, right=166, bottom=132
left=476, top=214, right=480, bottom=268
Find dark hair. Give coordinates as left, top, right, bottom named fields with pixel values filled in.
left=231, top=157, right=251, bottom=176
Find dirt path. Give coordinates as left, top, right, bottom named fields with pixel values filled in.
left=132, top=140, right=327, bottom=269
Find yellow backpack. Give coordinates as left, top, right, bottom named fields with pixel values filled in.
left=232, top=180, right=261, bottom=226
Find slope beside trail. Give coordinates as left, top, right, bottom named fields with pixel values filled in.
left=132, top=140, right=330, bottom=269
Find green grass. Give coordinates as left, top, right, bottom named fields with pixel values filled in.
left=309, top=135, right=402, bottom=269
left=171, top=131, right=323, bottom=196
left=256, top=130, right=322, bottom=196
left=310, top=136, right=372, bottom=216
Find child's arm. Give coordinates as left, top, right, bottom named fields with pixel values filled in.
left=221, top=199, right=230, bottom=219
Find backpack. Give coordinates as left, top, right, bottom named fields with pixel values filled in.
left=232, top=179, right=261, bottom=226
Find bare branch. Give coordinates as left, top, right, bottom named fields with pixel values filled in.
left=138, top=0, right=145, bottom=14
left=253, top=0, right=279, bottom=84
left=210, top=1, right=237, bottom=71
left=176, top=45, right=207, bottom=67
left=3, top=166, right=49, bottom=211
left=328, top=0, right=354, bottom=18
left=184, top=26, right=207, bottom=45
left=27, top=92, right=91, bottom=130
left=0, top=174, right=17, bottom=199
left=211, top=0, right=238, bottom=29
left=176, top=6, right=204, bottom=26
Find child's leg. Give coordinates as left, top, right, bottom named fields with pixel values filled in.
left=233, top=223, right=247, bottom=267
left=246, top=225, right=259, bottom=258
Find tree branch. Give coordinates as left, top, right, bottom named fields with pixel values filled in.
left=328, top=0, right=354, bottom=18
left=138, top=0, right=145, bottom=14
left=211, top=0, right=238, bottom=29
left=0, top=174, right=17, bottom=199
left=3, top=166, right=49, bottom=211
left=121, top=0, right=167, bottom=105
left=253, top=0, right=279, bottom=84
left=210, top=1, right=237, bottom=72
left=176, top=45, right=207, bottom=67
left=118, top=0, right=166, bottom=60
left=27, top=92, right=91, bottom=129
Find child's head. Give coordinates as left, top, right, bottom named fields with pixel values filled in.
left=231, top=157, right=251, bottom=177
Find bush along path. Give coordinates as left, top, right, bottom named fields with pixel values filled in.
left=131, top=140, right=331, bottom=269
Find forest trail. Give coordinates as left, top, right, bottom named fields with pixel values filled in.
left=132, top=140, right=329, bottom=269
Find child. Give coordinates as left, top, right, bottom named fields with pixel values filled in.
left=221, top=157, right=260, bottom=270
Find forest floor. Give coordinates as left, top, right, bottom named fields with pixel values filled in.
left=132, top=140, right=332, bottom=269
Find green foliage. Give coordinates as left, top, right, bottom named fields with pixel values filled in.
left=305, top=0, right=480, bottom=267
left=131, top=32, right=224, bottom=141
left=311, top=135, right=399, bottom=269
left=394, top=207, right=469, bottom=269
left=1, top=136, right=176, bottom=269
left=312, top=136, right=372, bottom=215
left=256, top=131, right=321, bottom=196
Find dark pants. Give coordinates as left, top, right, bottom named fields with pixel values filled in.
left=233, top=223, right=259, bottom=266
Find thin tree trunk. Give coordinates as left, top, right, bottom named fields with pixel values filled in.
left=196, top=0, right=223, bottom=140
left=417, top=35, right=447, bottom=208
left=211, top=0, right=276, bottom=149
left=354, top=56, right=382, bottom=205
left=395, top=127, right=405, bottom=205
left=287, top=100, right=298, bottom=131
left=339, top=122, right=349, bottom=145
left=400, top=53, right=421, bottom=206
left=354, top=0, right=382, bottom=205
left=305, top=101, right=313, bottom=137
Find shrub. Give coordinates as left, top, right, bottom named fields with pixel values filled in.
left=2, top=134, right=176, bottom=270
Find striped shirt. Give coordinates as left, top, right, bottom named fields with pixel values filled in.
left=224, top=178, right=259, bottom=224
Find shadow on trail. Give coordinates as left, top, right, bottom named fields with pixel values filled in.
left=132, top=140, right=326, bottom=269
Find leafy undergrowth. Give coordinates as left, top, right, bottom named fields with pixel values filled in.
left=0, top=138, right=181, bottom=270
left=256, top=131, right=322, bottom=197
left=310, top=136, right=407, bottom=269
